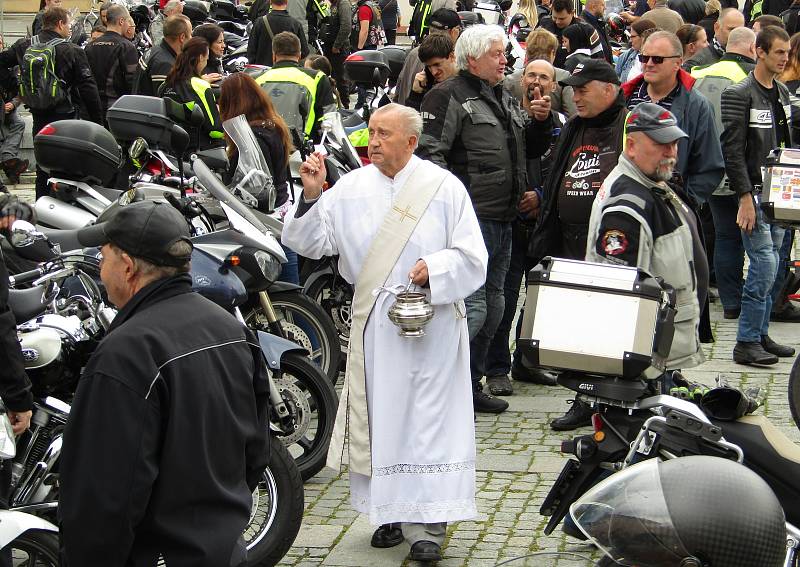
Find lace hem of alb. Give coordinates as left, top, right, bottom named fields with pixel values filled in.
left=369, top=498, right=477, bottom=519
left=373, top=460, right=475, bottom=477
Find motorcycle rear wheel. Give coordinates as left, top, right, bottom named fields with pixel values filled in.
left=244, top=440, right=304, bottom=567
left=305, top=274, right=352, bottom=359
left=10, top=529, right=60, bottom=566
left=273, top=353, right=338, bottom=481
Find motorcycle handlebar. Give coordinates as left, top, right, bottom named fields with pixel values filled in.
left=9, top=266, right=47, bottom=288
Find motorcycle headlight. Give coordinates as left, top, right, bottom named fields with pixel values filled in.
left=254, top=250, right=282, bottom=283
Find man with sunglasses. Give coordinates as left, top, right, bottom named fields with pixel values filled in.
left=720, top=25, right=797, bottom=365
left=622, top=30, right=725, bottom=205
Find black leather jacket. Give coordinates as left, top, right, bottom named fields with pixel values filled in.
left=417, top=70, right=553, bottom=222
left=60, top=275, right=269, bottom=567
left=720, top=73, right=798, bottom=196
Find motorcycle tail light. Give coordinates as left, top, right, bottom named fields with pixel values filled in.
left=591, top=413, right=603, bottom=432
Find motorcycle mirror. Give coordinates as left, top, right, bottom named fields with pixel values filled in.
left=169, top=124, right=191, bottom=156
left=9, top=220, right=44, bottom=248
left=371, top=67, right=383, bottom=89
left=129, top=137, right=149, bottom=161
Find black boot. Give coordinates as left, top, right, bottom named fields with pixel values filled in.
left=733, top=341, right=779, bottom=365
left=550, top=397, right=593, bottom=431
left=371, top=523, right=403, bottom=548
left=761, top=335, right=795, bottom=357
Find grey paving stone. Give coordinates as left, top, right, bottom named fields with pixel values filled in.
left=320, top=515, right=409, bottom=566
left=476, top=454, right=532, bottom=472
left=294, top=525, right=344, bottom=548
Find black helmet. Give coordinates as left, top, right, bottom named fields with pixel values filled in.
left=570, top=456, right=786, bottom=567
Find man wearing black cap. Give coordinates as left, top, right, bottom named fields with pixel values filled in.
left=59, top=201, right=270, bottom=567
left=395, top=8, right=461, bottom=106
left=528, top=59, right=628, bottom=430
left=585, top=102, right=707, bottom=372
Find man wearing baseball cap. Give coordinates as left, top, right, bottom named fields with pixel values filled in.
left=528, top=59, right=628, bottom=426
left=395, top=8, right=462, bottom=105
left=585, top=102, right=707, bottom=373
left=59, top=201, right=270, bottom=566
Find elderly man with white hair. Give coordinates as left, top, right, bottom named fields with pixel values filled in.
left=282, top=103, right=488, bottom=563
left=417, top=24, right=554, bottom=408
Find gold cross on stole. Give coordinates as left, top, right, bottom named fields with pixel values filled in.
left=393, top=204, right=418, bottom=222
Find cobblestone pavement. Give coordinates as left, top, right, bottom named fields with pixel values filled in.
left=280, top=299, right=800, bottom=567
left=10, top=183, right=798, bottom=566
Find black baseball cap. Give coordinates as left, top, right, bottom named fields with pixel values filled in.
left=77, top=200, right=193, bottom=267
left=429, top=9, right=461, bottom=31
left=560, top=59, right=620, bottom=87
left=626, top=102, right=688, bottom=144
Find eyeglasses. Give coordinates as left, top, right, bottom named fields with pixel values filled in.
left=638, top=54, right=681, bottom=64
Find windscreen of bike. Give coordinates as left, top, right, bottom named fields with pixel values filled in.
left=222, top=115, right=276, bottom=213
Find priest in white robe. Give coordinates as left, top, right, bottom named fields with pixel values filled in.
left=282, top=103, right=488, bottom=563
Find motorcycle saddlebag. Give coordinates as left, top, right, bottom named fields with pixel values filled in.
left=760, top=148, right=800, bottom=226
left=34, top=120, right=122, bottom=185
left=345, top=50, right=390, bottom=87
left=107, top=95, right=176, bottom=149
left=517, top=257, right=675, bottom=379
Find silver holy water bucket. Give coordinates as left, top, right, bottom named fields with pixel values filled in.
left=387, top=291, right=434, bottom=337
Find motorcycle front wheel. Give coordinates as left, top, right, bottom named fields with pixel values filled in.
left=273, top=352, right=338, bottom=481
left=247, top=291, right=342, bottom=384
left=10, top=529, right=60, bottom=566
left=244, top=440, right=304, bottom=567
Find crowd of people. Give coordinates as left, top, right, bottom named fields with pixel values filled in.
left=0, top=0, right=799, bottom=563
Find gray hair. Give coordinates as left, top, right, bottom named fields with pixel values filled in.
left=115, top=240, right=192, bottom=281
left=643, top=30, right=684, bottom=57
left=455, top=24, right=506, bottom=71
left=727, top=26, right=756, bottom=52
left=163, top=0, right=183, bottom=14
left=371, top=103, right=423, bottom=144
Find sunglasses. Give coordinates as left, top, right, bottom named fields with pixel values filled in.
left=638, top=54, right=681, bottom=64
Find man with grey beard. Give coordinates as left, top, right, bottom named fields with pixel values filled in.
left=585, top=102, right=707, bottom=374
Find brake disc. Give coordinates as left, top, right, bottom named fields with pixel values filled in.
left=275, top=376, right=312, bottom=446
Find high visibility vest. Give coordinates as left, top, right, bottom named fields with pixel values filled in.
left=690, top=60, right=749, bottom=83
left=189, top=76, right=224, bottom=140
left=256, top=66, right=324, bottom=138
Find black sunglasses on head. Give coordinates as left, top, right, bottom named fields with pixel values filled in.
left=638, top=54, right=682, bottom=64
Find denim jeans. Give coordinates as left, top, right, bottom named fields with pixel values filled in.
left=0, top=107, right=25, bottom=163
left=738, top=206, right=785, bottom=343
left=485, top=221, right=534, bottom=377
left=466, top=219, right=513, bottom=390
left=772, top=229, right=795, bottom=309
left=707, top=194, right=744, bottom=312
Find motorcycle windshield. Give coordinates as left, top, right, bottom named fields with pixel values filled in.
left=222, top=114, right=276, bottom=212
left=569, top=459, right=692, bottom=566
left=320, top=112, right=362, bottom=171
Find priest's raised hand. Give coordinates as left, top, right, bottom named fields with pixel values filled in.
left=299, top=151, right=327, bottom=200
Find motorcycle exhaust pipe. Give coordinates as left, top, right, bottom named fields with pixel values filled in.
left=35, top=197, right=96, bottom=230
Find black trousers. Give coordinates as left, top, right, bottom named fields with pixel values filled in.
left=324, top=48, right=351, bottom=108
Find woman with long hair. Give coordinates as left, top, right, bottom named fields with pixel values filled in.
left=193, top=23, right=225, bottom=82
left=676, top=24, right=709, bottom=61
left=781, top=32, right=800, bottom=93
left=159, top=36, right=224, bottom=151
left=305, top=54, right=342, bottom=108
left=219, top=72, right=297, bottom=281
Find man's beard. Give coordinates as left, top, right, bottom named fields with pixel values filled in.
left=649, top=158, right=677, bottom=182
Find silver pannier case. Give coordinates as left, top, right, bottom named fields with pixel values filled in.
left=761, top=148, right=800, bottom=226
left=517, top=257, right=675, bottom=379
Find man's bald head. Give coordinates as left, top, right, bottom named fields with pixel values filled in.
left=725, top=26, right=756, bottom=58
left=715, top=8, right=745, bottom=47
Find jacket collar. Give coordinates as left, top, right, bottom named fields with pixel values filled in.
left=720, top=52, right=756, bottom=66
left=107, top=274, right=193, bottom=333
left=458, top=70, right=507, bottom=112
left=621, top=68, right=695, bottom=98
left=159, top=38, right=178, bottom=58
left=617, top=154, right=670, bottom=192
left=272, top=60, right=301, bottom=69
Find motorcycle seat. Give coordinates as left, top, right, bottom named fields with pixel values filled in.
left=716, top=415, right=800, bottom=525
left=38, top=227, right=83, bottom=253
left=9, top=286, right=49, bottom=323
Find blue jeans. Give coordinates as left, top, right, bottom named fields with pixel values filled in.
left=466, top=219, right=513, bottom=390
left=738, top=206, right=785, bottom=343
left=485, top=222, right=533, bottom=377
left=708, top=194, right=744, bottom=312
left=278, top=245, right=300, bottom=285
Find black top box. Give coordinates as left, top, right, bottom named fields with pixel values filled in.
left=345, top=50, right=390, bottom=87
left=34, top=120, right=122, bottom=186
left=107, top=95, right=177, bottom=149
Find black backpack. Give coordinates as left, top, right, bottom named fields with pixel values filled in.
left=18, top=35, right=70, bottom=111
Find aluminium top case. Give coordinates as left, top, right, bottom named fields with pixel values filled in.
left=517, top=257, right=675, bottom=379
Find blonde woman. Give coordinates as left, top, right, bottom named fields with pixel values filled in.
left=509, top=0, right=539, bottom=38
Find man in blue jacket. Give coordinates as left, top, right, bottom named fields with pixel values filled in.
left=622, top=30, right=725, bottom=204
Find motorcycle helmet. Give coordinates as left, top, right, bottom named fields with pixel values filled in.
left=570, top=456, right=786, bottom=567
left=606, top=12, right=626, bottom=41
